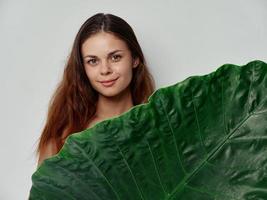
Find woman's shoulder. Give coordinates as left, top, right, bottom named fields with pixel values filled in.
left=86, top=115, right=104, bottom=129
left=37, top=139, right=57, bottom=168
left=37, top=116, right=104, bottom=168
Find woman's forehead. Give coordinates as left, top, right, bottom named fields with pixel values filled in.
left=81, top=33, right=129, bottom=57
left=83, top=32, right=127, bottom=48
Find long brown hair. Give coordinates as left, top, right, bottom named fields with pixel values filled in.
left=35, top=13, right=155, bottom=159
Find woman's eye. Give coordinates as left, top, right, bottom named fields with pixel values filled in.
left=112, top=55, right=121, bottom=61
left=86, top=55, right=121, bottom=65
left=87, top=59, right=97, bottom=65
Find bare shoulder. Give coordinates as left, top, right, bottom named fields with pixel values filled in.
left=37, top=139, right=57, bottom=168
left=87, top=116, right=103, bottom=129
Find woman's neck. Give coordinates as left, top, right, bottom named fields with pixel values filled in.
left=95, top=88, right=134, bottom=120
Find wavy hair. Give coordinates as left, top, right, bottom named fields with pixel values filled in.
left=35, top=12, right=156, bottom=159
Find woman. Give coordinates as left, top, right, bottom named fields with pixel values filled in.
left=35, top=13, right=155, bottom=167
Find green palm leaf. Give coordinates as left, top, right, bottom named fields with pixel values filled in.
left=29, top=60, right=267, bottom=200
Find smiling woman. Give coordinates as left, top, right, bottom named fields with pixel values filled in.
left=81, top=32, right=139, bottom=103
left=35, top=13, right=156, bottom=168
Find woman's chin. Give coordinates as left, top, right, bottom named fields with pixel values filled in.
left=98, top=90, right=120, bottom=98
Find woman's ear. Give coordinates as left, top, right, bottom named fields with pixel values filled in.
left=132, top=57, right=140, bottom=68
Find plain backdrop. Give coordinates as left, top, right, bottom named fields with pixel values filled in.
left=0, top=0, right=267, bottom=199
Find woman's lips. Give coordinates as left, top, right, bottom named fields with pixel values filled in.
left=100, top=77, right=118, bottom=87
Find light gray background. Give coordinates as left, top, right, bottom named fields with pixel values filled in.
left=1, top=0, right=266, bottom=199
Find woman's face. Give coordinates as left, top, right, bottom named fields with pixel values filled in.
left=81, top=32, right=139, bottom=98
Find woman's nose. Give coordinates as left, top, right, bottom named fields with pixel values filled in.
left=100, top=60, right=112, bottom=75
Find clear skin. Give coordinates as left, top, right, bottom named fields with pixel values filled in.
left=81, top=31, right=140, bottom=127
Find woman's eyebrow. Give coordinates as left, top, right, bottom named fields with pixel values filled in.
left=83, top=49, right=123, bottom=59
